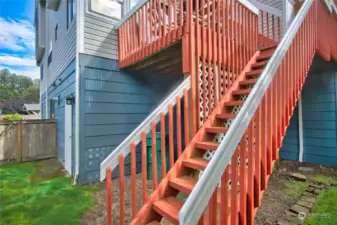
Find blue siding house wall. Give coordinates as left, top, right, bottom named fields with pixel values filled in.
left=41, top=92, right=46, bottom=119
left=301, top=69, right=337, bottom=166
left=280, top=56, right=337, bottom=166
left=280, top=105, right=299, bottom=161
left=78, top=54, right=183, bottom=183
left=47, top=59, right=76, bottom=174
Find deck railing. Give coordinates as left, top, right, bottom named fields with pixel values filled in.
left=179, top=0, right=337, bottom=224
left=117, top=0, right=187, bottom=68
left=117, top=0, right=262, bottom=69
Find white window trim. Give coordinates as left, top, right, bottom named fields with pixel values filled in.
left=85, top=0, right=122, bottom=24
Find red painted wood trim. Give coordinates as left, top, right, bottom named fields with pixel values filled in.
left=106, top=168, right=112, bottom=225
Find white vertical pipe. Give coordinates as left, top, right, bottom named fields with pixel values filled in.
left=298, top=94, right=304, bottom=162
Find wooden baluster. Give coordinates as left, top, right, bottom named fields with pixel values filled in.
left=183, top=89, right=190, bottom=145
left=168, top=104, right=174, bottom=167
left=151, top=122, right=158, bottom=190
left=131, top=143, right=137, bottom=218
left=106, top=168, right=112, bottom=225
left=141, top=132, right=147, bottom=203
left=119, top=154, right=125, bottom=225
left=176, top=96, right=182, bottom=157
left=160, top=113, right=167, bottom=177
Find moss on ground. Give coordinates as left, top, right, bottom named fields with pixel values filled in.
left=0, top=161, right=96, bottom=225
left=283, top=178, right=308, bottom=199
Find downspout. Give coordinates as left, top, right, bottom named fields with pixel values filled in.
left=74, top=0, right=85, bottom=184
left=298, top=94, right=304, bottom=162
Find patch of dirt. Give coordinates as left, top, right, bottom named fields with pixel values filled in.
left=29, top=158, right=66, bottom=183
left=80, top=174, right=154, bottom=225
left=255, top=160, right=337, bottom=225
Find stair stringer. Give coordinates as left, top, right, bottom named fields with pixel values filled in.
left=131, top=51, right=261, bottom=225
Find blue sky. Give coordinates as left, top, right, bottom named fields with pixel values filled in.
left=0, top=0, right=38, bottom=79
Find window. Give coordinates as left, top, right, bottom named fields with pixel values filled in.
left=55, top=24, right=58, bottom=41
left=89, top=0, right=123, bottom=20
left=48, top=40, right=52, bottom=67
left=40, top=64, right=44, bottom=80
left=48, top=51, right=53, bottom=67
left=67, top=0, right=76, bottom=28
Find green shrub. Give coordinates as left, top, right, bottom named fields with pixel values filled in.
left=2, top=114, right=23, bottom=121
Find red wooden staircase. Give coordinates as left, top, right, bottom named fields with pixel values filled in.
left=131, top=46, right=276, bottom=225
left=102, top=0, right=337, bottom=224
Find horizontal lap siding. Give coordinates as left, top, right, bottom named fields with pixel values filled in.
left=301, top=70, right=337, bottom=166
left=47, top=0, right=76, bottom=87
left=79, top=54, right=183, bottom=183
left=83, top=13, right=118, bottom=60
left=47, top=60, right=76, bottom=175
left=280, top=105, right=299, bottom=161
left=41, top=92, right=46, bottom=119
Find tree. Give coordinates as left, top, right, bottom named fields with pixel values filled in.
left=0, top=68, right=39, bottom=102
left=0, top=68, right=11, bottom=85
left=22, top=84, right=40, bottom=102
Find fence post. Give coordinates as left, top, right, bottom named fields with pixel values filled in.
left=16, top=122, right=22, bottom=162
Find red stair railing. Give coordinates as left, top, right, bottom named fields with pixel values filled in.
left=180, top=0, right=337, bottom=224
left=102, top=77, right=192, bottom=224
left=188, top=0, right=260, bottom=128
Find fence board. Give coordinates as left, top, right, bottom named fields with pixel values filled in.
left=0, top=120, right=56, bottom=163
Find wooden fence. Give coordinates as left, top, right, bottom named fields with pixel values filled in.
left=0, top=119, right=56, bottom=163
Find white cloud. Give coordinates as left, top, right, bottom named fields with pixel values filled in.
left=0, top=18, right=35, bottom=51
left=0, top=66, right=39, bottom=79
left=0, top=55, right=35, bottom=67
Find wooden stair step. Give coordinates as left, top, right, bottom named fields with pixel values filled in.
left=260, top=45, right=277, bottom=51
left=196, top=141, right=220, bottom=150
left=205, top=127, right=229, bottom=134
left=146, top=221, right=161, bottom=225
left=232, top=89, right=251, bottom=95
left=246, top=69, right=263, bottom=77
left=169, top=176, right=197, bottom=194
left=251, top=61, right=268, bottom=69
left=152, top=197, right=183, bottom=225
left=257, top=53, right=273, bottom=61
left=223, top=100, right=244, bottom=107
left=183, top=158, right=208, bottom=170
left=239, top=78, right=258, bottom=86
left=215, top=113, right=237, bottom=119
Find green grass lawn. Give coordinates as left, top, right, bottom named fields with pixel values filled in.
left=304, top=175, right=337, bottom=225
left=0, top=161, right=96, bottom=225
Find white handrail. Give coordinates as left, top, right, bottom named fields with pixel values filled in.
left=100, top=76, right=191, bottom=181
left=178, top=0, right=314, bottom=224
